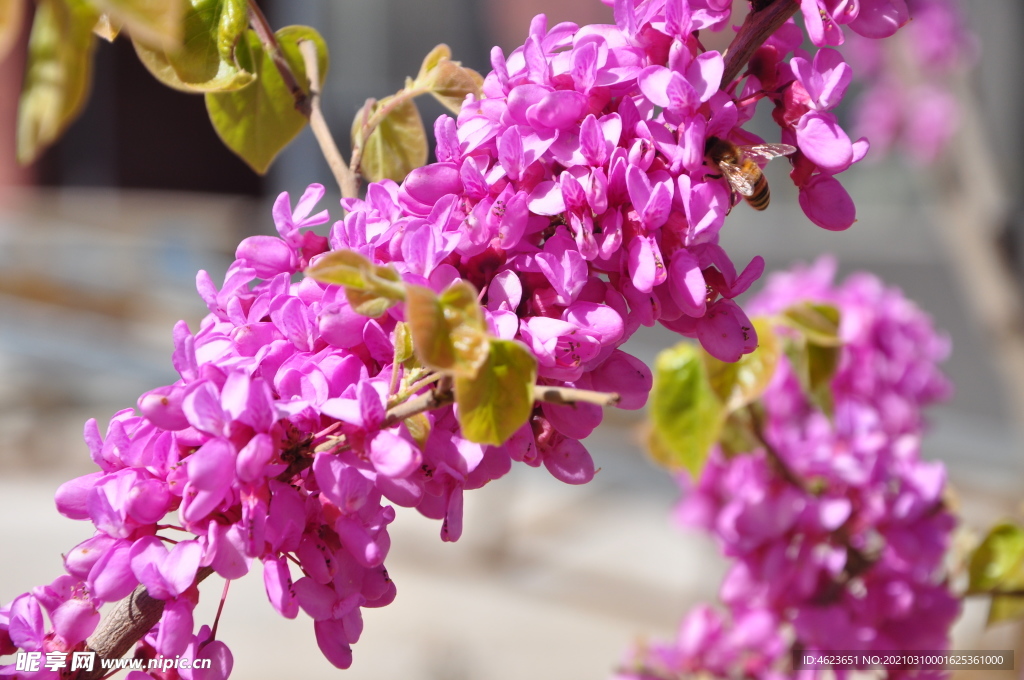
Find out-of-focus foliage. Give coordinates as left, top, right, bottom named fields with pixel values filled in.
left=649, top=305, right=840, bottom=478
left=4, top=0, right=479, bottom=181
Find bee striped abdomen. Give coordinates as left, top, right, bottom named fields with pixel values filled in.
left=746, top=174, right=770, bottom=210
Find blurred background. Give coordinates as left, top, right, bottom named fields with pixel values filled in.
left=0, top=0, right=1023, bottom=677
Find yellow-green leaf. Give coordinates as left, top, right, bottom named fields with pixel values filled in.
left=969, top=523, right=1024, bottom=594
left=406, top=284, right=454, bottom=370
left=305, top=249, right=404, bottom=296
left=415, top=43, right=450, bottom=81
left=455, top=339, right=537, bottom=445
left=0, top=0, right=26, bottom=63
left=406, top=281, right=488, bottom=377
left=205, top=25, right=328, bottom=174
left=969, top=522, right=1024, bottom=625
left=133, top=0, right=252, bottom=93
left=806, top=341, right=838, bottom=416
left=649, top=342, right=726, bottom=477
left=93, top=13, right=122, bottom=41
left=781, top=302, right=842, bottom=347
left=353, top=95, right=427, bottom=184
left=784, top=334, right=840, bottom=418
left=404, top=412, right=431, bottom=449
left=394, top=322, right=414, bottom=363
left=424, top=59, right=483, bottom=114
left=91, top=0, right=184, bottom=51
left=17, top=0, right=98, bottom=165
left=305, top=249, right=405, bottom=317
left=704, top=317, right=779, bottom=412
left=215, top=0, right=244, bottom=62
left=414, top=42, right=483, bottom=114
left=989, top=595, right=1024, bottom=626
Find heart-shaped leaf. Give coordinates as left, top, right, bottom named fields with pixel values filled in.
left=406, top=281, right=488, bottom=377
left=134, top=0, right=251, bottom=92
left=649, top=342, right=726, bottom=477
left=414, top=43, right=483, bottom=114
left=352, top=95, right=427, bottom=184
left=455, top=339, right=537, bottom=445
left=205, top=25, right=328, bottom=174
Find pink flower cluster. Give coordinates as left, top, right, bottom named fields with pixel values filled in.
left=620, top=259, right=957, bottom=679
left=847, top=0, right=977, bottom=164
left=1, top=0, right=922, bottom=675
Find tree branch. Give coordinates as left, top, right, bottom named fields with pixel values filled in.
left=535, top=386, right=621, bottom=407
left=298, top=40, right=360, bottom=199
left=77, top=569, right=215, bottom=680
left=247, top=0, right=359, bottom=199
left=721, top=0, right=800, bottom=88
left=246, top=0, right=307, bottom=114
left=383, top=381, right=455, bottom=427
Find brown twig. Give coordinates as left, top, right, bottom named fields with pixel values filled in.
left=246, top=0, right=307, bottom=113
left=78, top=568, right=215, bottom=680
left=297, top=40, right=360, bottom=199
left=246, top=0, right=359, bottom=199
left=535, top=386, right=621, bottom=407
left=721, top=0, right=800, bottom=88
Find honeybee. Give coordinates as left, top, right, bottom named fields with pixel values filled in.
left=704, top=136, right=796, bottom=211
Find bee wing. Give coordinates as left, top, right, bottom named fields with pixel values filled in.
left=740, top=143, right=797, bottom=164
left=720, top=162, right=757, bottom=197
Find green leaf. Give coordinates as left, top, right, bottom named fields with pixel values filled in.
left=406, top=281, right=488, bottom=377
left=969, top=522, right=1024, bottom=625
left=648, top=342, right=726, bottom=477
left=781, top=302, right=842, bottom=347
left=406, top=285, right=455, bottom=370
left=989, top=595, right=1024, bottom=626
left=90, top=0, right=184, bottom=51
left=784, top=334, right=840, bottom=418
left=352, top=94, right=427, bottom=184
left=404, top=412, right=431, bottom=449
left=703, top=317, right=780, bottom=412
left=133, top=0, right=253, bottom=93
left=393, top=321, right=414, bottom=363
left=455, top=339, right=537, bottom=445
left=415, top=43, right=451, bottom=82
left=134, top=0, right=251, bottom=92
left=439, top=280, right=488, bottom=373
left=413, top=43, right=483, bottom=114
left=0, top=0, right=26, bottom=63
left=17, top=0, right=98, bottom=165
left=806, top=341, right=838, bottom=416
left=305, top=249, right=404, bottom=295
left=205, top=25, right=328, bottom=174
left=969, top=523, right=1024, bottom=594
left=305, top=249, right=405, bottom=317
left=215, top=0, right=244, bottom=62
